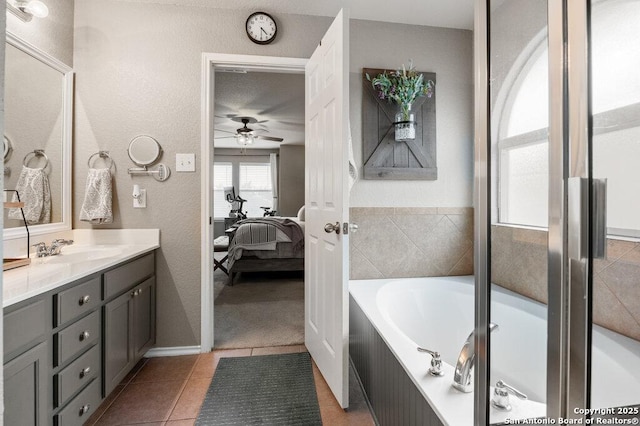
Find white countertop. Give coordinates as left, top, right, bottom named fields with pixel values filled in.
left=3, top=229, right=159, bottom=308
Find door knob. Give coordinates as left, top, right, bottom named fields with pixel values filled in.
left=324, top=222, right=340, bottom=234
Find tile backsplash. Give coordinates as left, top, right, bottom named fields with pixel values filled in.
left=492, top=225, right=640, bottom=342
left=349, top=210, right=640, bottom=342
left=349, top=207, right=474, bottom=280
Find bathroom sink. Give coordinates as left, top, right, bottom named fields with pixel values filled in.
left=42, top=246, right=124, bottom=264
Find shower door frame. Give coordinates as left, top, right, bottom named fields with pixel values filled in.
left=474, top=0, right=595, bottom=422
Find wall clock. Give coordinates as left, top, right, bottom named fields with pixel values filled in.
left=246, top=12, right=277, bottom=45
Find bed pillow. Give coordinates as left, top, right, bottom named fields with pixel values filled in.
left=297, top=205, right=305, bottom=222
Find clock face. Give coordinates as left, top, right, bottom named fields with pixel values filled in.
left=246, top=12, right=277, bottom=45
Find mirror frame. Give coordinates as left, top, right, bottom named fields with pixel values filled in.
left=4, top=31, right=74, bottom=240
left=127, top=135, right=162, bottom=166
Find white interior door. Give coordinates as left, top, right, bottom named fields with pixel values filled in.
left=304, top=9, right=350, bottom=409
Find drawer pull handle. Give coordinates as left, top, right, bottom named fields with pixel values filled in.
left=131, top=288, right=143, bottom=297
left=79, top=366, right=91, bottom=379
left=79, top=330, right=90, bottom=341
left=79, top=295, right=91, bottom=306
left=79, top=404, right=91, bottom=416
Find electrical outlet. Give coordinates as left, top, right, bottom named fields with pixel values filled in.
left=133, top=189, right=147, bottom=208
left=176, top=153, right=195, bottom=172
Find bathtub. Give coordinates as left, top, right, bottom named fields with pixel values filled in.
left=349, top=276, right=640, bottom=425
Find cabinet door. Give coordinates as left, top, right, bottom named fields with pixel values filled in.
left=4, top=342, right=48, bottom=425
left=104, top=291, right=134, bottom=396
left=133, top=277, right=155, bottom=360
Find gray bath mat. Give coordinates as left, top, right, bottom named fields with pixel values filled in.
left=196, top=352, right=322, bottom=425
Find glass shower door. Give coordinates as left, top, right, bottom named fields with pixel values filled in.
left=588, top=0, right=640, bottom=419
left=488, top=0, right=550, bottom=424
left=478, top=0, right=640, bottom=423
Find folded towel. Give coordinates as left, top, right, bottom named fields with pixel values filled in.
left=80, top=168, right=113, bottom=224
left=8, top=166, right=51, bottom=224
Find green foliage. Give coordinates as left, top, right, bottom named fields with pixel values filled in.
left=366, top=61, right=434, bottom=120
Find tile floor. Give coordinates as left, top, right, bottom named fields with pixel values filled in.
left=86, top=345, right=376, bottom=425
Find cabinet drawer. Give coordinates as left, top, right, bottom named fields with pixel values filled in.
left=54, top=378, right=101, bottom=426
left=104, top=252, right=154, bottom=299
left=4, top=299, right=47, bottom=357
left=55, top=311, right=99, bottom=366
left=55, top=344, right=100, bottom=407
left=55, top=277, right=101, bottom=327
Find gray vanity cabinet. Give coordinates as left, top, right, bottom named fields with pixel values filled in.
left=104, top=254, right=156, bottom=396
left=3, top=296, right=49, bottom=425
left=3, top=250, right=156, bottom=425
left=4, top=342, right=48, bottom=425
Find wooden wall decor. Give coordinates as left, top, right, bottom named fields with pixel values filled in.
left=362, top=68, right=437, bottom=180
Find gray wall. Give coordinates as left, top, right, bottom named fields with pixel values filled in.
left=278, top=145, right=305, bottom=217
left=7, top=0, right=74, bottom=67
left=73, top=1, right=332, bottom=347
left=349, top=20, right=473, bottom=208
left=73, top=1, right=474, bottom=347
left=1, top=0, right=6, bottom=415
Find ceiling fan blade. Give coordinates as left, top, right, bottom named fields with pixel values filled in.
left=256, top=135, right=284, bottom=142
left=214, top=128, right=237, bottom=134
left=215, top=136, right=238, bottom=139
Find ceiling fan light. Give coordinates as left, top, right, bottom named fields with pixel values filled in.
left=26, top=0, right=49, bottom=17
left=247, top=134, right=255, bottom=145
left=236, top=134, right=247, bottom=146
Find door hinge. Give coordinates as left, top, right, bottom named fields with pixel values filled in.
left=209, top=217, right=212, bottom=225
left=343, top=222, right=349, bottom=235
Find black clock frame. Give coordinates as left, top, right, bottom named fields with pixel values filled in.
left=245, top=12, right=277, bottom=45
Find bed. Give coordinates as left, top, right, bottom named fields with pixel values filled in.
left=225, top=216, right=305, bottom=285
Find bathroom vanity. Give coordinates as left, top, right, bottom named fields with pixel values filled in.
left=2, top=229, right=159, bottom=425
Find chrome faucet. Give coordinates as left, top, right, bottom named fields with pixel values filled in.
left=452, top=323, right=499, bottom=393
left=33, top=239, right=74, bottom=257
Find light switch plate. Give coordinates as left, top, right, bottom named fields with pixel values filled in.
left=176, top=153, right=196, bottom=172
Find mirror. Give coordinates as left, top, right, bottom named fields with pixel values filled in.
left=4, top=136, right=12, bottom=161
left=128, top=135, right=162, bottom=166
left=3, top=32, right=73, bottom=237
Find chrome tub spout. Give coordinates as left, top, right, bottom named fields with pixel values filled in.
left=452, top=323, right=499, bottom=393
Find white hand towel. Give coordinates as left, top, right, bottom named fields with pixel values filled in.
left=8, top=166, right=51, bottom=224
left=348, top=120, right=358, bottom=192
left=80, top=168, right=113, bottom=224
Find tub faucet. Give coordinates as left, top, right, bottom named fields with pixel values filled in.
left=452, top=323, right=499, bottom=393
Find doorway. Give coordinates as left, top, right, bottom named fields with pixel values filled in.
left=211, top=69, right=306, bottom=349
left=200, top=53, right=307, bottom=353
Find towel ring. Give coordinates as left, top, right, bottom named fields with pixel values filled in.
left=88, top=151, right=114, bottom=169
left=23, top=149, right=50, bottom=169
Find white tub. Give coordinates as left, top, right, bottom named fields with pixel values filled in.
left=349, top=275, right=640, bottom=425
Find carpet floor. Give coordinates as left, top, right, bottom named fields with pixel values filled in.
left=214, top=262, right=305, bottom=349
left=196, top=352, right=321, bottom=426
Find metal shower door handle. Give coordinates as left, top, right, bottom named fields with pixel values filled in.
left=324, top=222, right=340, bottom=234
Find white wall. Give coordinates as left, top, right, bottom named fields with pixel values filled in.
left=349, top=20, right=473, bottom=208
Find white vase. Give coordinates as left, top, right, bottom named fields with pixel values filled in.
left=394, top=106, right=415, bottom=141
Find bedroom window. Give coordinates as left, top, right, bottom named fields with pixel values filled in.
left=240, top=163, right=272, bottom=217
left=213, top=162, right=233, bottom=218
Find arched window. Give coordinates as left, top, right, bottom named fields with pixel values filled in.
left=498, top=0, right=640, bottom=234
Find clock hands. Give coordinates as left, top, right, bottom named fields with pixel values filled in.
left=260, top=27, right=268, bottom=39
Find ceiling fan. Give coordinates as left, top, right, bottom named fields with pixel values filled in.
left=215, top=117, right=284, bottom=146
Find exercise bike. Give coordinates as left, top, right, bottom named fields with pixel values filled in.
left=261, top=207, right=278, bottom=217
